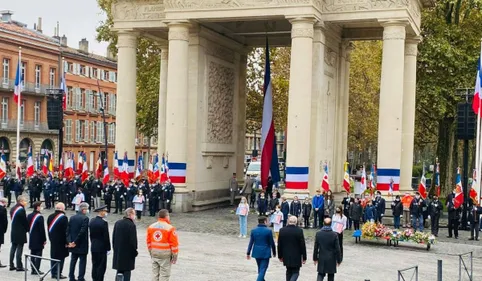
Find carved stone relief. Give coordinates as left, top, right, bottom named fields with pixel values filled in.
left=165, top=0, right=310, bottom=9
left=112, top=0, right=165, bottom=21
left=205, top=156, right=214, bottom=169
left=324, top=47, right=337, bottom=78
left=321, top=0, right=409, bottom=13
left=291, top=27, right=314, bottom=39
left=207, top=61, right=235, bottom=144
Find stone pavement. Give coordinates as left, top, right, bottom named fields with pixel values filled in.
left=0, top=207, right=481, bottom=281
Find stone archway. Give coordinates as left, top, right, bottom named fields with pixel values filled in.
left=0, top=136, right=11, bottom=162
left=19, top=138, right=33, bottom=162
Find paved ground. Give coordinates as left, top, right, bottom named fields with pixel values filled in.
left=0, top=206, right=481, bottom=281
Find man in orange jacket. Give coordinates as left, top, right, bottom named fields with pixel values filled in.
left=401, top=192, right=413, bottom=228
left=146, top=209, right=179, bottom=281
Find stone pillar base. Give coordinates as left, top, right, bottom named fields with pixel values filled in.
left=281, top=188, right=311, bottom=200
left=172, top=187, right=193, bottom=213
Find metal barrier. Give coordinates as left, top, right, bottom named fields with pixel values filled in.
left=24, top=254, right=60, bottom=281
left=398, top=265, right=419, bottom=281
left=458, top=251, right=473, bottom=281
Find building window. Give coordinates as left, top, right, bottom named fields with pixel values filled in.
left=2, top=58, right=9, bottom=84
left=84, top=121, right=89, bottom=142
left=109, top=94, right=116, bottom=115
left=34, top=101, right=40, bottom=127
left=35, top=65, right=41, bottom=89
left=67, top=62, right=73, bottom=73
left=80, top=65, right=86, bottom=76
left=108, top=123, right=115, bottom=143
left=49, top=68, right=56, bottom=87
left=65, top=119, right=72, bottom=143
left=90, top=121, right=95, bottom=143
left=103, top=92, right=108, bottom=110
left=1, top=97, right=8, bottom=125
left=21, top=62, right=26, bottom=86
left=85, top=90, right=92, bottom=112
left=66, top=87, right=72, bottom=109
left=92, top=68, right=98, bottom=79
left=20, top=100, right=25, bottom=125
left=75, top=120, right=85, bottom=142
left=96, top=121, right=104, bottom=143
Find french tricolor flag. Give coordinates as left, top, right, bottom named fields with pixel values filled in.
left=260, top=39, right=280, bottom=188
left=14, top=53, right=22, bottom=104
left=472, top=59, right=482, bottom=114
left=376, top=168, right=400, bottom=191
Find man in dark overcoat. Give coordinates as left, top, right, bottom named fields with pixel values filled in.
left=27, top=201, right=47, bottom=275
left=9, top=195, right=28, bottom=271
left=112, top=208, right=138, bottom=281
left=0, top=197, right=8, bottom=267
left=89, top=205, right=111, bottom=281
left=278, top=216, right=307, bottom=281
left=67, top=202, right=90, bottom=281
left=47, top=202, right=69, bottom=279
left=313, top=218, right=342, bottom=281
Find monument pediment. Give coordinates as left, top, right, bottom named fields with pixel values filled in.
left=112, top=0, right=166, bottom=21
left=164, top=0, right=312, bottom=10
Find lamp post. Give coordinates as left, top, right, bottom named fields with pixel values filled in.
left=96, top=80, right=109, bottom=168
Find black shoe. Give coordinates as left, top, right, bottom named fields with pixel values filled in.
left=469, top=238, right=474, bottom=241
left=455, top=236, right=459, bottom=239
left=0, top=264, right=6, bottom=268
left=52, top=275, right=67, bottom=279
left=32, top=271, right=44, bottom=275
left=16, top=268, right=26, bottom=272
left=9, top=267, right=16, bottom=271
left=446, top=236, right=452, bottom=238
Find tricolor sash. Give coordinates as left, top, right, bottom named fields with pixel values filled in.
left=11, top=205, right=23, bottom=223
left=30, top=213, right=41, bottom=231
left=48, top=213, right=65, bottom=233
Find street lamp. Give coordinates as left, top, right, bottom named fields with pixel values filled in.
left=95, top=80, right=109, bottom=168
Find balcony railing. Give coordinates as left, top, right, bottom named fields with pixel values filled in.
left=0, top=119, right=58, bottom=133
left=0, top=79, right=55, bottom=95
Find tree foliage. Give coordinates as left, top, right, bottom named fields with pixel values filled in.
left=96, top=0, right=160, bottom=138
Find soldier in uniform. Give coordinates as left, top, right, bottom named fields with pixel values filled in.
left=92, top=178, right=103, bottom=210
left=126, top=180, right=136, bottom=209
left=83, top=176, right=94, bottom=211
left=114, top=180, right=125, bottom=214
left=428, top=195, right=443, bottom=237
left=51, top=175, right=60, bottom=207
left=33, top=174, right=42, bottom=203
left=2, top=175, right=12, bottom=207
left=89, top=205, right=111, bottom=281
left=166, top=180, right=175, bottom=213
left=44, top=177, right=53, bottom=210
left=149, top=181, right=159, bottom=217
left=27, top=201, right=47, bottom=275
left=103, top=182, right=113, bottom=213
left=58, top=178, right=68, bottom=205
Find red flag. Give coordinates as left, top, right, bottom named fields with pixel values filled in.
left=102, top=166, right=110, bottom=185
left=418, top=174, right=427, bottom=199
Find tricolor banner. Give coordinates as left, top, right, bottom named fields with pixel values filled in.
left=285, top=167, right=309, bottom=189
left=168, top=162, right=186, bottom=184
left=376, top=168, right=400, bottom=191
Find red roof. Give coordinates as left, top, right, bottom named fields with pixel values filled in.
left=0, top=21, right=59, bottom=44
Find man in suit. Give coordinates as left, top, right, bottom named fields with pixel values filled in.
left=447, top=191, right=460, bottom=239
left=27, top=201, right=47, bottom=275
left=278, top=216, right=306, bottom=281
left=67, top=202, right=90, bottom=281
left=9, top=195, right=28, bottom=271
left=313, top=218, right=342, bottom=281
left=468, top=201, right=482, bottom=241
left=89, top=205, right=111, bottom=281
left=47, top=203, right=69, bottom=279
left=229, top=173, right=238, bottom=206
left=0, top=197, right=8, bottom=267
left=112, top=208, right=138, bottom=281
left=247, top=216, right=276, bottom=281
left=242, top=175, right=254, bottom=201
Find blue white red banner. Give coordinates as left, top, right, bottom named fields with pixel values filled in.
left=285, top=167, right=309, bottom=189
left=376, top=168, right=400, bottom=191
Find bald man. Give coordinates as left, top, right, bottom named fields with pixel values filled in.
left=313, top=218, right=342, bottom=281
left=47, top=203, right=69, bottom=279
left=278, top=216, right=306, bottom=281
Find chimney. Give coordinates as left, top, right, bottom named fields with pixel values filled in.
left=53, top=27, right=59, bottom=41
left=0, top=10, right=13, bottom=22
left=37, top=17, right=42, bottom=33
left=60, top=35, right=67, bottom=46
left=56, top=21, right=59, bottom=36
left=79, top=38, right=89, bottom=53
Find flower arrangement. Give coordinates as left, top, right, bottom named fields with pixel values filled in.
left=360, top=222, right=435, bottom=245
left=361, top=222, right=392, bottom=239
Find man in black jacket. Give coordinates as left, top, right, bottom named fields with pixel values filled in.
left=9, top=195, right=29, bottom=271
left=447, top=192, right=460, bottom=239
left=47, top=203, right=69, bottom=279
left=27, top=201, right=47, bottom=275
left=67, top=202, right=90, bottom=281
left=410, top=192, right=425, bottom=232
left=89, top=205, right=111, bottom=281
left=313, top=218, right=342, bottom=281
left=468, top=201, right=482, bottom=241
left=429, top=196, right=443, bottom=236
left=0, top=197, right=8, bottom=267
left=112, top=208, right=138, bottom=281
left=113, top=180, right=125, bottom=214
left=278, top=216, right=306, bottom=281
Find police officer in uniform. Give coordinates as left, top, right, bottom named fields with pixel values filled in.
left=126, top=180, right=136, bottom=209
left=44, top=177, right=53, bottom=209
left=58, top=178, right=68, bottom=205
left=165, top=180, right=175, bottom=213
left=89, top=205, right=111, bottom=281
left=148, top=181, right=159, bottom=217
left=428, top=195, right=443, bottom=237
left=27, top=201, right=47, bottom=275
left=103, top=182, right=113, bottom=213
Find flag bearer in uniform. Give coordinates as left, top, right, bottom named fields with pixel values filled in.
left=9, top=195, right=28, bottom=271
left=27, top=201, right=47, bottom=275
left=147, top=209, right=179, bottom=281
left=89, top=205, right=111, bottom=281
left=47, top=203, right=69, bottom=279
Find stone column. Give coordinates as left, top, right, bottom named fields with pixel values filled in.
left=165, top=22, right=190, bottom=188
left=377, top=22, right=407, bottom=194
left=334, top=43, right=347, bottom=191
left=157, top=47, right=168, bottom=155
left=237, top=53, right=248, bottom=181
left=285, top=18, right=315, bottom=195
left=308, top=24, right=326, bottom=195
left=400, top=38, right=420, bottom=192
left=115, top=30, right=138, bottom=164
left=340, top=42, right=353, bottom=192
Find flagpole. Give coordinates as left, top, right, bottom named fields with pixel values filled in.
left=15, top=47, right=22, bottom=179
left=478, top=39, right=482, bottom=201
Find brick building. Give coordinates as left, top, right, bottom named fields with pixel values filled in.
left=0, top=11, right=59, bottom=167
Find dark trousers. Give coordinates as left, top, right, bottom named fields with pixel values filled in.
left=448, top=218, right=459, bottom=238
left=115, top=197, right=123, bottom=213
left=313, top=209, right=323, bottom=228
left=6, top=191, right=12, bottom=206
left=149, top=198, right=158, bottom=216
left=117, top=270, right=131, bottom=281
left=51, top=258, right=65, bottom=278
left=353, top=220, right=360, bottom=230
left=69, top=253, right=87, bottom=281
left=91, top=252, right=107, bottom=281
left=304, top=216, right=310, bottom=228
left=286, top=266, right=300, bottom=281
left=136, top=210, right=142, bottom=220
left=255, top=258, right=270, bottom=281
left=9, top=243, right=24, bottom=269
left=159, top=200, right=168, bottom=211
left=338, top=232, right=344, bottom=259
left=30, top=249, right=43, bottom=272
left=470, top=221, right=480, bottom=240
left=431, top=214, right=440, bottom=236
left=105, top=199, right=112, bottom=213
left=344, top=211, right=352, bottom=229
left=317, top=273, right=335, bottom=281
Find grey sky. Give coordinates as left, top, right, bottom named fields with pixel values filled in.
left=3, top=0, right=109, bottom=56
